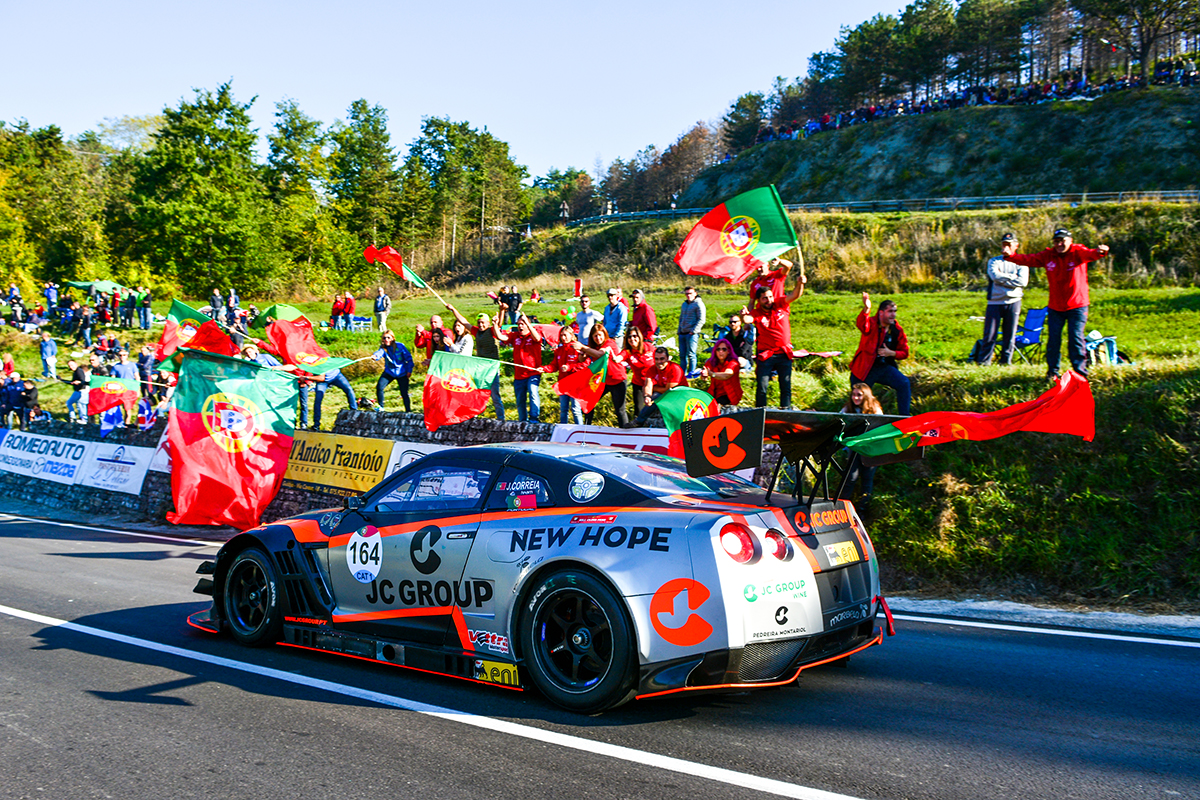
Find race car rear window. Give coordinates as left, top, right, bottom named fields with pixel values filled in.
left=372, top=466, right=493, bottom=513
left=574, top=451, right=762, bottom=499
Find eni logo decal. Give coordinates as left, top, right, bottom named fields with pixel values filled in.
left=719, top=215, right=760, bottom=258
left=701, top=416, right=745, bottom=470
left=443, top=369, right=476, bottom=393
left=650, top=578, right=713, bottom=647
left=200, top=393, right=262, bottom=453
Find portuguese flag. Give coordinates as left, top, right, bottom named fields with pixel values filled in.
left=555, top=353, right=608, bottom=414
left=674, top=185, right=798, bottom=284
left=87, top=375, right=139, bottom=416
left=654, top=387, right=720, bottom=458
left=166, top=351, right=298, bottom=530
left=423, top=351, right=500, bottom=432
left=364, top=244, right=428, bottom=288
left=841, top=371, right=1096, bottom=458
left=249, top=303, right=308, bottom=331
left=268, top=318, right=355, bottom=373
left=156, top=299, right=209, bottom=360
left=158, top=320, right=240, bottom=373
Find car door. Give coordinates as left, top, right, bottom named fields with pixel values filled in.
left=328, top=459, right=496, bottom=645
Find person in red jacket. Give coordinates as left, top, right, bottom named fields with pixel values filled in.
left=632, top=346, right=688, bottom=426
left=577, top=325, right=628, bottom=427
left=849, top=292, right=910, bottom=415
left=341, top=291, right=356, bottom=330
left=414, top=314, right=451, bottom=367
left=1004, top=228, right=1110, bottom=379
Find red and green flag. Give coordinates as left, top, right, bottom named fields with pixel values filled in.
left=268, top=318, right=355, bottom=373
left=423, top=351, right=501, bottom=432
left=166, top=351, right=298, bottom=530
left=841, top=371, right=1096, bottom=458
left=87, top=375, right=139, bottom=416
left=654, top=387, right=720, bottom=458
left=555, top=352, right=608, bottom=414
left=674, top=185, right=798, bottom=284
left=156, top=299, right=209, bottom=360
left=158, top=320, right=240, bottom=373
left=249, top=303, right=308, bottom=331
left=364, top=244, right=428, bottom=288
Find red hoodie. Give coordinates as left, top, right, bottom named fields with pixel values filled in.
left=1006, top=243, right=1108, bottom=312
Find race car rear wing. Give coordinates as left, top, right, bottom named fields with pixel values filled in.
left=679, top=408, right=923, bottom=505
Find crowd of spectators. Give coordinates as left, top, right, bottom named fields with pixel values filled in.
left=726, top=63, right=1197, bottom=159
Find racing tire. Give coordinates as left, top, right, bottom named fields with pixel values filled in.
left=222, top=548, right=283, bottom=647
left=519, top=570, right=636, bottom=713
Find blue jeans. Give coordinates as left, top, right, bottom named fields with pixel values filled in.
left=313, top=372, right=356, bottom=428
left=514, top=375, right=540, bottom=422
left=297, top=385, right=310, bottom=428
left=855, top=365, right=911, bottom=415
left=491, top=376, right=506, bottom=420
left=559, top=394, right=582, bottom=424
left=755, top=352, right=792, bottom=408
left=1046, top=306, right=1088, bottom=377
left=376, top=373, right=411, bottom=411
left=138, top=307, right=150, bottom=329
left=68, top=391, right=85, bottom=421
left=679, top=333, right=699, bottom=374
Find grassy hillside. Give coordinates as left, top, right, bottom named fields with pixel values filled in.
left=678, top=87, right=1200, bottom=207
left=486, top=202, right=1200, bottom=293
left=5, top=284, right=1197, bottom=609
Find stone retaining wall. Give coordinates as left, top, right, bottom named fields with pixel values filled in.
left=1, top=410, right=560, bottom=527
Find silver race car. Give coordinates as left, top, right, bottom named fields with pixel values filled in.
left=189, top=410, right=905, bottom=712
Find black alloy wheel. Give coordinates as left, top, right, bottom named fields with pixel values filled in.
left=520, top=570, right=635, bottom=713
left=222, top=548, right=283, bottom=646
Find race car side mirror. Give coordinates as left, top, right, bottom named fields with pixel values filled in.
left=344, top=495, right=363, bottom=511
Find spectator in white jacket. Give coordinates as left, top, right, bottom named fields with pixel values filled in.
left=977, top=233, right=1030, bottom=365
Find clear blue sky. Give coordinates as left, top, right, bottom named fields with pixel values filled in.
left=3, top=0, right=902, bottom=180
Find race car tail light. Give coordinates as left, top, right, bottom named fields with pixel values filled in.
left=764, top=528, right=791, bottom=561
left=720, top=522, right=757, bottom=564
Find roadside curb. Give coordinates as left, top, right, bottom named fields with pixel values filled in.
left=888, top=597, right=1200, bottom=641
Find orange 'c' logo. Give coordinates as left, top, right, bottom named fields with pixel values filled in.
left=650, top=578, right=713, bottom=647
left=702, top=417, right=746, bottom=470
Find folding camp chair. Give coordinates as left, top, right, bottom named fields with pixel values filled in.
left=349, top=315, right=372, bottom=332
left=1013, top=307, right=1048, bottom=365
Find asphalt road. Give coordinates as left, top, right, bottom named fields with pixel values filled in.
left=1, top=515, right=1197, bottom=800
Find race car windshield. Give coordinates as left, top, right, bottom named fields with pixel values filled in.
left=576, top=451, right=763, bottom=499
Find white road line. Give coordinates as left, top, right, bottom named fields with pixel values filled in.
left=892, top=613, right=1200, bottom=648
left=0, top=602, right=861, bottom=800
left=0, top=514, right=218, bottom=548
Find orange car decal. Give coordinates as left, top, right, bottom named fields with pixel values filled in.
left=332, top=605, right=474, bottom=651
left=636, top=628, right=883, bottom=700
left=325, top=505, right=724, bottom=548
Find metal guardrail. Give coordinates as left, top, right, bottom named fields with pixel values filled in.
left=565, top=190, right=1200, bottom=228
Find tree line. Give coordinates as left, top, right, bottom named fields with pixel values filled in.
left=0, top=84, right=727, bottom=299
left=721, top=0, right=1200, bottom=153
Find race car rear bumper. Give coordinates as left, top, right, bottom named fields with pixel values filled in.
left=635, top=618, right=882, bottom=700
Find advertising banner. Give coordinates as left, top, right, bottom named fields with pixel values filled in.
left=382, top=440, right=447, bottom=478
left=0, top=430, right=94, bottom=485
left=77, top=443, right=156, bottom=495
left=148, top=427, right=172, bottom=474
left=282, top=430, right=397, bottom=497
left=550, top=424, right=673, bottom=455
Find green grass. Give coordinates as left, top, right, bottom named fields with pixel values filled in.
left=6, top=285, right=1198, bottom=608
